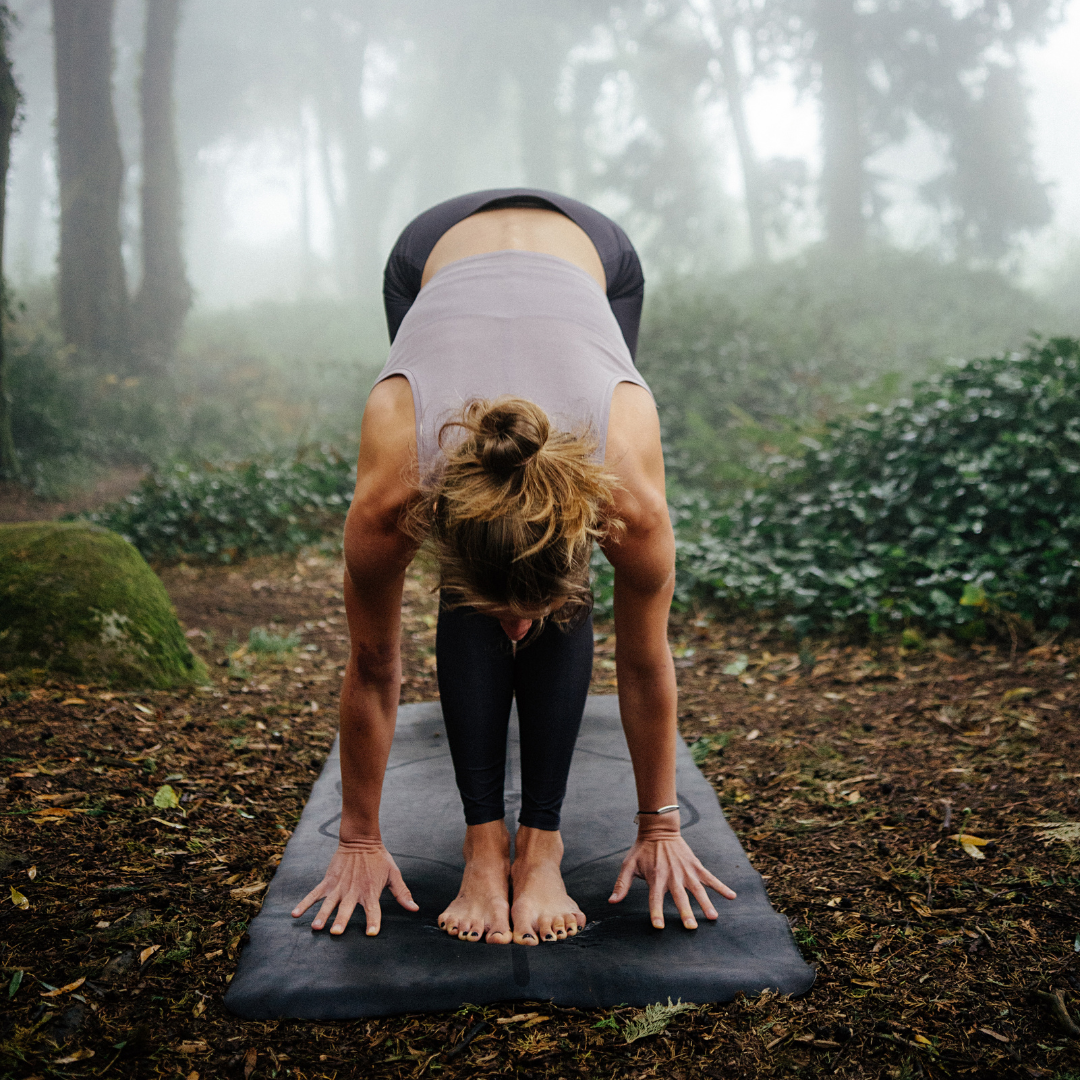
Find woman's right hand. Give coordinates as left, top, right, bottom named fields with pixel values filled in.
left=290, top=838, right=419, bottom=936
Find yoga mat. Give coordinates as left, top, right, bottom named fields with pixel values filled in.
left=225, top=696, right=815, bottom=1019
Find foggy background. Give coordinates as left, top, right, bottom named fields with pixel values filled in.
left=3, top=0, right=1078, bottom=498
left=8, top=0, right=1080, bottom=309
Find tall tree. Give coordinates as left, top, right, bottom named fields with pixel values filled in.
left=762, top=0, right=1058, bottom=257
left=0, top=3, right=20, bottom=477
left=814, top=0, right=866, bottom=253
left=51, top=0, right=129, bottom=365
left=132, top=0, right=190, bottom=371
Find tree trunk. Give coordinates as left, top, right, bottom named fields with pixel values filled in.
left=51, top=0, right=130, bottom=366
left=133, top=0, right=190, bottom=372
left=716, top=26, right=768, bottom=263
left=0, top=5, right=18, bottom=477
left=815, top=0, right=865, bottom=254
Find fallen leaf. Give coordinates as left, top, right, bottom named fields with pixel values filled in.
left=139, top=945, right=160, bottom=965
left=1001, top=687, right=1036, bottom=703
left=132, top=703, right=154, bottom=715
left=177, top=1040, right=208, bottom=1053
left=230, top=881, right=267, bottom=899
left=9, top=886, right=28, bottom=910
left=909, top=898, right=932, bottom=918
left=914, top=1034, right=933, bottom=1046
left=203, top=949, right=223, bottom=960
left=148, top=816, right=185, bottom=830
left=746, top=729, right=761, bottom=741
left=40, top=977, right=85, bottom=997
left=522, top=1016, right=550, bottom=1028
left=54, top=1049, right=95, bottom=1064
left=1033, top=822, right=1080, bottom=844
left=192, top=998, right=206, bottom=1017
left=7, top=970, right=23, bottom=998
left=153, top=784, right=180, bottom=810
left=949, top=833, right=990, bottom=846
left=978, top=1027, right=1010, bottom=1043
left=27, top=865, right=37, bottom=880
left=497, top=1012, right=539, bottom=1025
left=961, top=844, right=986, bottom=860
left=244, top=1047, right=257, bottom=1080
left=59, top=698, right=87, bottom=706
left=32, top=808, right=77, bottom=817
left=722, top=654, right=748, bottom=676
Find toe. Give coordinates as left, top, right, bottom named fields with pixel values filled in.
left=513, top=924, right=539, bottom=946
left=486, top=927, right=513, bottom=945
left=537, top=916, right=557, bottom=943
left=551, top=916, right=567, bottom=940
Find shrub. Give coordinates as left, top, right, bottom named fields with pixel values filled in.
left=84, top=450, right=355, bottom=562
left=672, top=336, right=1080, bottom=637
left=638, top=250, right=1063, bottom=494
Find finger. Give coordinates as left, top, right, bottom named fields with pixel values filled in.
left=648, top=878, right=666, bottom=930
left=687, top=877, right=719, bottom=921
left=701, top=869, right=737, bottom=900
left=388, top=868, right=420, bottom=912
left=330, top=895, right=357, bottom=936
left=609, top=862, right=635, bottom=904
left=363, top=894, right=383, bottom=937
left=291, top=884, right=327, bottom=918
left=672, top=882, right=697, bottom=929
left=310, top=893, right=339, bottom=931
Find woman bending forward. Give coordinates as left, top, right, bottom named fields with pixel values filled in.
left=292, top=190, right=736, bottom=945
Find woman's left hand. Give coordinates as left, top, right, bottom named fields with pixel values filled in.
left=608, top=827, right=737, bottom=929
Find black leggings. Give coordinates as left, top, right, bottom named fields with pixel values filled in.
left=436, top=599, right=594, bottom=831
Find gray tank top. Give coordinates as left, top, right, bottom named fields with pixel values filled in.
left=374, top=250, right=652, bottom=478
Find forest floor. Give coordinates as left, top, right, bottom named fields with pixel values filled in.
left=2, top=550, right=1079, bottom=1080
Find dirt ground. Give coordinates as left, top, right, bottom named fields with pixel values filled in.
left=0, top=468, right=147, bottom=526
left=2, top=550, right=1079, bottom=1080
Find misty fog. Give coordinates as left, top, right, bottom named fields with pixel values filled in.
left=6, top=0, right=1078, bottom=312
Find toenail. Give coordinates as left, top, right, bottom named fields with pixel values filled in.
left=545, top=934, right=555, bottom=940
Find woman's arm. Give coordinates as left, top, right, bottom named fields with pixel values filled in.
left=601, top=384, right=736, bottom=929
left=290, top=377, right=422, bottom=936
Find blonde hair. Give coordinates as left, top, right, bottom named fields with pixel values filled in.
left=410, top=397, right=621, bottom=623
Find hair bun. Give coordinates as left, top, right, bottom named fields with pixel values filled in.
left=476, top=400, right=550, bottom=479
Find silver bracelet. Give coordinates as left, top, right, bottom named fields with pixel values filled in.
left=634, top=804, right=680, bottom=824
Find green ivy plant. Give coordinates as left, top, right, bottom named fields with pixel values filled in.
left=83, top=448, right=355, bottom=562
left=672, top=337, right=1080, bottom=637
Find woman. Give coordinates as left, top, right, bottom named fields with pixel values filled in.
left=291, top=189, right=735, bottom=946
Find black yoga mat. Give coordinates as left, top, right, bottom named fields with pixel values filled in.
left=225, top=696, right=815, bottom=1019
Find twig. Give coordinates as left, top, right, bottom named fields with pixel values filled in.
left=1036, top=990, right=1080, bottom=1040
left=940, top=799, right=952, bottom=833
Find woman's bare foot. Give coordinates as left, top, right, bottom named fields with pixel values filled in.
left=510, top=826, right=587, bottom=945
left=438, top=820, right=513, bottom=944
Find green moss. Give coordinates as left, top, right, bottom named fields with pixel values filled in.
left=0, top=522, right=208, bottom=688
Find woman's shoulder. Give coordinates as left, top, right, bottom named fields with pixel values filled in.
left=354, top=376, right=419, bottom=514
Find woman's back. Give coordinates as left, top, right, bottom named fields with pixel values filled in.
left=375, top=248, right=650, bottom=478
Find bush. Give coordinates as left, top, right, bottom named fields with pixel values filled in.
left=84, top=449, right=355, bottom=562
left=672, top=336, right=1080, bottom=637
left=638, top=249, right=1064, bottom=494
left=5, top=292, right=384, bottom=495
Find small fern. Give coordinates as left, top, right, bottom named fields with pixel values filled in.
left=622, top=998, right=697, bottom=1044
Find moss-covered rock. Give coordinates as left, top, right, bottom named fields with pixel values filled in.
left=0, top=522, right=207, bottom=688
